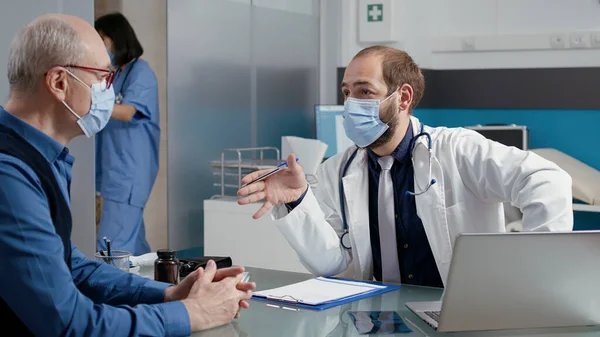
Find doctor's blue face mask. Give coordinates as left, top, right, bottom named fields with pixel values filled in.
left=62, top=70, right=115, bottom=138
left=343, top=91, right=397, bottom=148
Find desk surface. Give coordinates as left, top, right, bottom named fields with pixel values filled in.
left=183, top=267, right=600, bottom=337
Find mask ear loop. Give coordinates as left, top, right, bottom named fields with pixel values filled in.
left=379, top=87, right=401, bottom=126
left=62, top=101, right=82, bottom=119
left=62, top=68, right=91, bottom=120
left=379, top=87, right=399, bottom=105
left=64, top=69, right=92, bottom=89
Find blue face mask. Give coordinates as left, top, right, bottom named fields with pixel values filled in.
left=107, top=48, right=116, bottom=66
left=343, top=92, right=396, bottom=148
left=62, top=70, right=115, bottom=138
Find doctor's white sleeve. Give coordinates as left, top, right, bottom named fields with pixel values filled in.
left=271, top=171, right=352, bottom=277
left=453, top=130, right=573, bottom=232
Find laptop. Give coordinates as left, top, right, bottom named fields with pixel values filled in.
left=406, top=231, right=600, bottom=332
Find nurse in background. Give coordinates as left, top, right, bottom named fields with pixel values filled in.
left=94, top=12, right=159, bottom=255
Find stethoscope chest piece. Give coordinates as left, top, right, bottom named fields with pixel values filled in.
left=340, top=229, right=352, bottom=250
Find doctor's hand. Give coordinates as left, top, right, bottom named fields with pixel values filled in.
left=237, top=153, right=308, bottom=219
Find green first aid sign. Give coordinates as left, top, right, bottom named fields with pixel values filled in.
left=359, top=0, right=393, bottom=43
left=367, top=4, right=383, bottom=22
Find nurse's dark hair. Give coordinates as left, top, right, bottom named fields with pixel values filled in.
left=353, top=46, right=425, bottom=113
left=94, top=12, right=143, bottom=67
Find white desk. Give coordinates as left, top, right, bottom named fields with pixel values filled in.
left=203, top=197, right=309, bottom=273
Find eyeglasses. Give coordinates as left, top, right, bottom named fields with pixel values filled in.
left=62, top=65, right=116, bottom=89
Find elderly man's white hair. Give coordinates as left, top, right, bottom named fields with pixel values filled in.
left=7, top=16, right=85, bottom=96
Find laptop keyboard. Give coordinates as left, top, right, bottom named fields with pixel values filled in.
left=424, top=310, right=441, bottom=322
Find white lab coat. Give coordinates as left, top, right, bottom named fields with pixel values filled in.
left=272, top=116, right=573, bottom=286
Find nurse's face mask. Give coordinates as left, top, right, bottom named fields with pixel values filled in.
left=106, top=48, right=117, bottom=67
left=62, top=69, right=115, bottom=138
left=342, top=90, right=397, bottom=148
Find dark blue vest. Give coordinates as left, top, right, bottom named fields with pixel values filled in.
left=0, top=124, right=72, bottom=335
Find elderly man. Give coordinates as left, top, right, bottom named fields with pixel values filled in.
left=0, top=14, right=254, bottom=336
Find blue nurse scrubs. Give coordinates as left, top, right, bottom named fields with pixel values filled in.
left=96, top=59, right=160, bottom=255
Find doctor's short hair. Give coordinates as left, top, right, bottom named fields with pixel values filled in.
left=95, top=12, right=143, bottom=68
left=7, top=16, right=84, bottom=96
left=353, top=46, right=425, bottom=113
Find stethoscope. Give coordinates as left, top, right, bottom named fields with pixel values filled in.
left=114, top=59, right=138, bottom=104
left=338, top=123, right=436, bottom=250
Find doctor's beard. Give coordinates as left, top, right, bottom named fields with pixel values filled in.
left=368, top=99, right=400, bottom=150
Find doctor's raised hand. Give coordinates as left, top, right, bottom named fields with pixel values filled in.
left=237, top=153, right=308, bottom=219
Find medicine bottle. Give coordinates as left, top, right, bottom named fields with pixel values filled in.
left=154, top=249, right=179, bottom=284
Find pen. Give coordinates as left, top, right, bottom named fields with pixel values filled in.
left=266, top=304, right=300, bottom=312
left=98, top=249, right=110, bottom=263
left=106, top=239, right=112, bottom=257
left=241, top=158, right=299, bottom=188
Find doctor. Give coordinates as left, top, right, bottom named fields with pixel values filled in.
left=94, top=13, right=160, bottom=255
left=237, top=46, right=573, bottom=287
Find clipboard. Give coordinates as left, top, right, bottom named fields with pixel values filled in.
left=251, top=277, right=401, bottom=311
